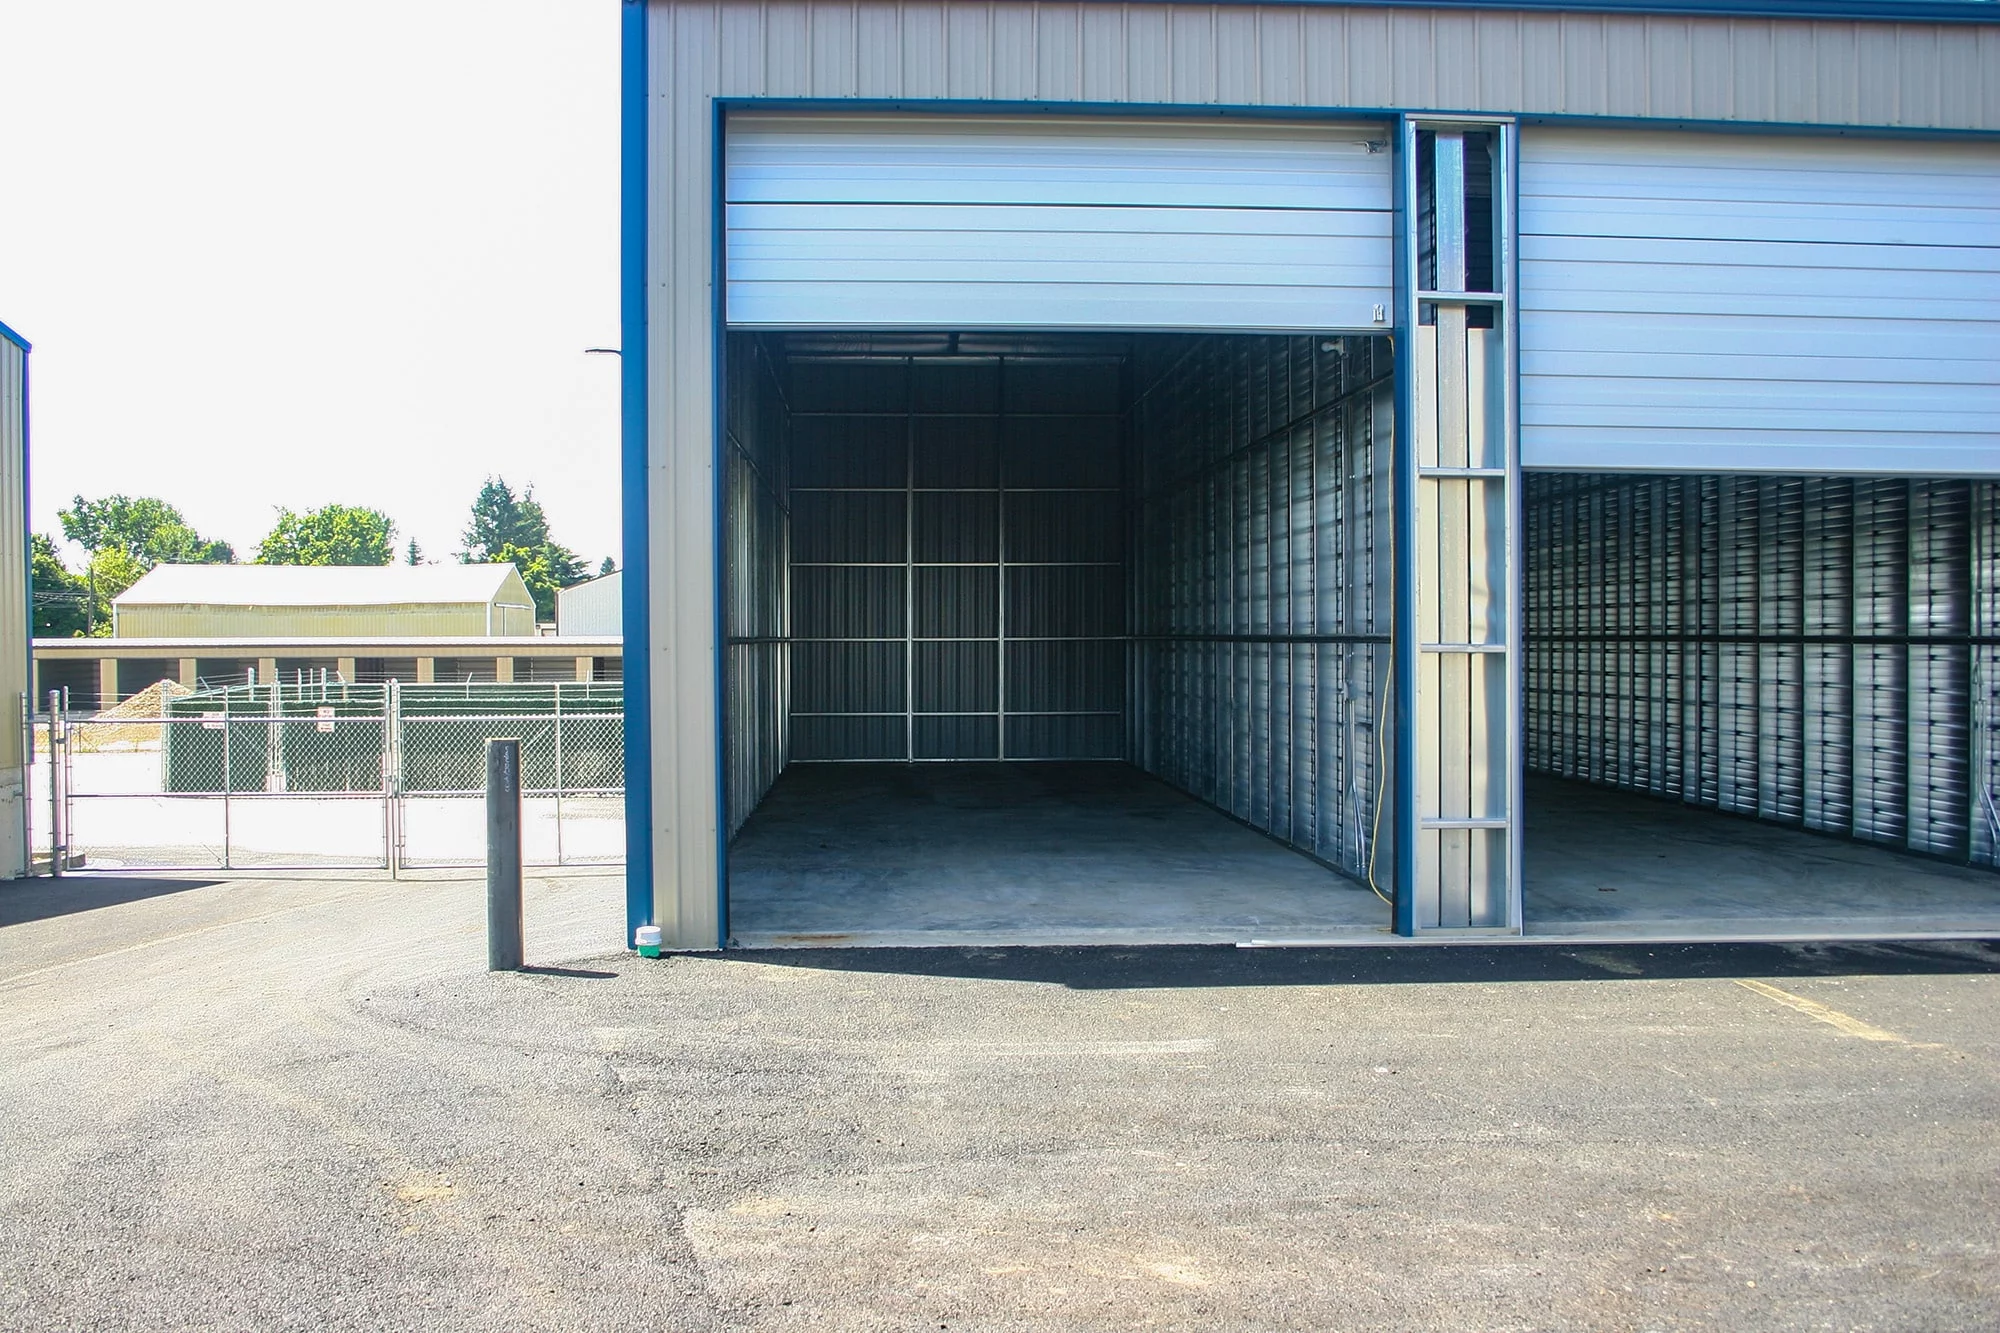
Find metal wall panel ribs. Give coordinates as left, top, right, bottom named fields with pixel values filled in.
left=1133, top=333, right=1394, bottom=881
left=1525, top=473, right=2000, bottom=870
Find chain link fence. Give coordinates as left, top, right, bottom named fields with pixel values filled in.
left=29, top=680, right=626, bottom=872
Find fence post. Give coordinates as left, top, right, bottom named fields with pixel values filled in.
left=553, top=682, right=565, bottom=866
left=220, top=703, right=232, bottom=871
left=45, top=691, right=63, bottom=878
left=486, top=737, right=523, bottom=971
left=385, top=680, right=400, bottom=877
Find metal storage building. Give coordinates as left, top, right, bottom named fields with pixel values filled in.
left=0, top=322, right=29, bottom=878
left=112, top=563, right=539, bottom=639
left=622, top=0, right=2000, bottom=951
left=556, top=569, right=624, bottom=636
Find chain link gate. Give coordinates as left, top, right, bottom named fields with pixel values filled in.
left=32, top=681, right=624, bottom=873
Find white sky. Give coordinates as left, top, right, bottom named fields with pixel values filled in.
left=0, top=1, right=621, bottom=571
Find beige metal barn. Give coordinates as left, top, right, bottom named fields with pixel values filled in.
left=111, top=563, right=539, bottom=639
left=622, top=0, right=2000, bottom=951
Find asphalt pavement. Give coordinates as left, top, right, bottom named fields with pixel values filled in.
left=2, top=870, right=1996, bottom=1331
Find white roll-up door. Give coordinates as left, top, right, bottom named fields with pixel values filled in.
left=1520, top=129, right=2000, bottom=475
left=725, top=114, right=1392, bottom=332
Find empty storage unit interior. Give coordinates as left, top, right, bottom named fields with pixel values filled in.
left=1514, top=129, right=2000, bottom=935
left=631, top=3, right=2000, bottom=948
left=723, top=330, right=1398, bottom=944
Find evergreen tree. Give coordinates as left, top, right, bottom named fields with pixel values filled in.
left=458, top=477, right=585, bottom=621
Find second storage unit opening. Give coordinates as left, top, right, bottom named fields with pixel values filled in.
left=1520, top=471, right=2000, bottom=934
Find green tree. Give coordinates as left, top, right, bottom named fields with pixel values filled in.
left=59, top=494, right=233, bottom=633
left=85, top=548, right=146, bottom=635
left=405, top=539, right=424, bottom=566
left=60, top=494, right=233, bottom=567
left=459, top=477, right=585, bottom=622
left=30, top=534, right=90, bottom=638
left=598, top=556, right=617, bottom=577
left=255, top=504, right=396, bottom=566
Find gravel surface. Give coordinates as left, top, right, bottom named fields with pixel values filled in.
left=2, top=871, right=1996, bottom=1331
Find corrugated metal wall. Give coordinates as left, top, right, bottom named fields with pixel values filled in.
left=724, top=335, right=791, bottom=836
left=1526, top=473, right=2000, bottom=869
left=675, top=4, right=2000, bottom=133
left=1134, top=333, right=1394, bottom=879
left=781, top=344, right=1126, bottom=764
left=112, top=603, right=533, bottom=638
left=556, top=571, right=624, bottom=637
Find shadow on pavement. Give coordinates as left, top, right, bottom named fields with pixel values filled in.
left=709, top=938, right=2000, bottom=990
left=0, top=874, right=223, bottom=927
left=518, top=965, right=620, bottom=980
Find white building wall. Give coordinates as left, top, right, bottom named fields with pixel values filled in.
left=557, top=571, right=624, bottom=637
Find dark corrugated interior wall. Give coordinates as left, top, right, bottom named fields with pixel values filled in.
left=1526, top=474, right=2000, bottom=870
left=723, top=336, right=790, bottom=837
left=782, top=348, right=1127, bottom=764
left=1132, top=335, right=1395, bottom=880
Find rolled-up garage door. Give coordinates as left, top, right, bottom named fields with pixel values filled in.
left=725, top=113, right=1392, bottom=332
left=1520, top=129, right=2000, bottom=475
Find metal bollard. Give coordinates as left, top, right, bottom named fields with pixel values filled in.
left=486, top=737, right=524, bottom=971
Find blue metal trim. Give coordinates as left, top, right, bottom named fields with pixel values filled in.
left=1391, top=119, right=1419, bottom=938
left=712, top=103, right=731, bottom=951
left=0, top=321, right=29, bottom=354
left=619, top=0, right=653, bottom=951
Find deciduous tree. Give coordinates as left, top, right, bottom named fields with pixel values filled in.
left=256, top=504, right=396, bottom=566
left=30, top=534, right=90, bottom=638
left=58, top=494, right=233, bottom=632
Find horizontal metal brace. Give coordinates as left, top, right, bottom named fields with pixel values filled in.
left=1418, top=467, right=1506, bottom=479
left=1529, top=632, right=2000, bottom=648
left=1135, top=633, right=1391, bottom=646
left=1419, top=643, right=1507, bottom=654
left=1415, top=291, right=1506, bottom=305
left=1419, top=817, right=1511, bottom=830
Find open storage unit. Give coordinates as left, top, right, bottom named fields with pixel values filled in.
left=1521, top=474, right=2000, bottom=935
left=722, top=330, right=1398, bottom=944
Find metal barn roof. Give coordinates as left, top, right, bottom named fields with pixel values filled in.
left=113, top=563, right=529, bottom=608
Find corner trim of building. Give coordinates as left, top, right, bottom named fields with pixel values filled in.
left=710, top=103, right=731, bottom=951
left=1391, top=117, right=1419, bottom=938
left=619, top=0, right=654, bottom=952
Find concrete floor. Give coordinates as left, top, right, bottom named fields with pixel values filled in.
left=726, top=762, right=1390, bottom=947
left=727, top=763, right=2000, bottom=947
left=1525, top=775, right=2000, bottom=939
